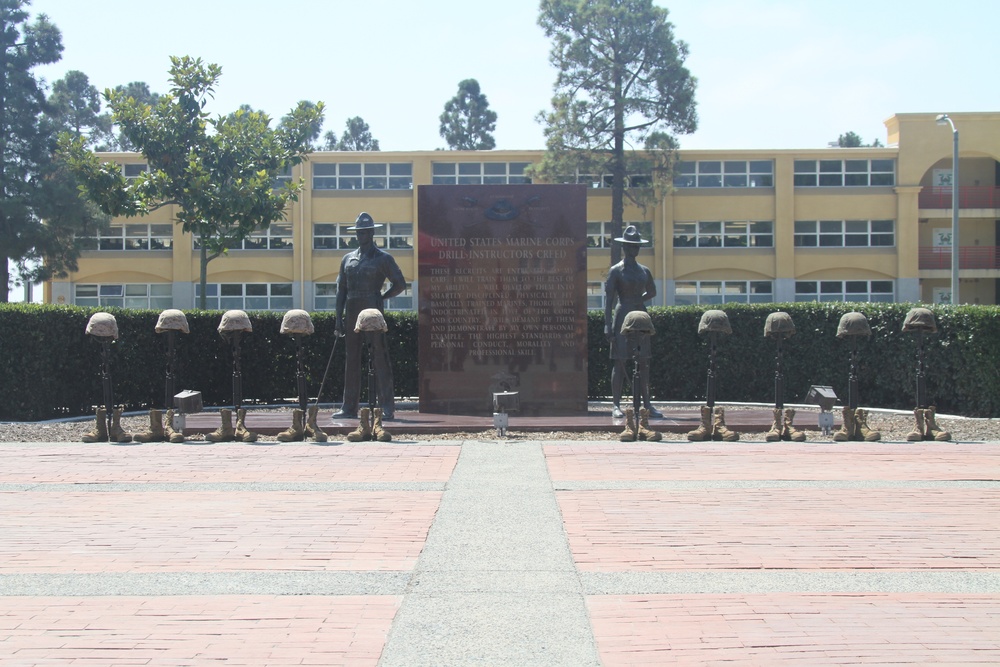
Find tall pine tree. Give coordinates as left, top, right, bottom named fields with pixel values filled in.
left=535, top=0, right=697, bottom=264
left=0, top=1, right=105, bottom=301
left=439, top=79, right=497, bottom=150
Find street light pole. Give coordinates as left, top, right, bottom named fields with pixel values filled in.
left=936, top=114, right=959, bottom=304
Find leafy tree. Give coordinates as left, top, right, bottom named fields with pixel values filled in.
left=837, top=131, right=883, bottom=148
left=93, top=81, right=160, bottom=151
left=280, top=100, right=324, bottom=148
left=60, top=55, right=324, bottom=308
left=318, top=130, right=338, bottom=151
left=0, top=0, right=107, bottom=302
left=336, top=116, right=379, bottom=151
left=439, top=78, right=497, bottom=150
left=48, top=70, right=108, bottom=143
left=535, top=0, right=697, bottom=263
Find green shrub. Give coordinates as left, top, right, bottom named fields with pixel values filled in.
left=1, top=302, right=997, bottom=420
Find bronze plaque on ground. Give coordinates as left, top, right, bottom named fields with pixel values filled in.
left=418, top=184, right=588, bottom=415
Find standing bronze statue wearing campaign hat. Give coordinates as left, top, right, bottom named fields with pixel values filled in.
left=333, top=212, right=407, bottom=421
left=604, top=225, right=661, bottom=421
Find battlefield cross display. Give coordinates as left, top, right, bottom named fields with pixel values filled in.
left=418, top=184, right=588, bottom=416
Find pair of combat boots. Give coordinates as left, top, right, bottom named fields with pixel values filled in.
left=765, top=408, right=806, bottom=442
left=905, top=406, right=951, bottom=442
left=618, top=407, right=661, bottom=442
left=81, top=406, right=132, bottom=443
left=833, top=407, right=880, bottom=442
left=205, top=408, right=257, bottom=443
left=276, top=407, right=328, bottom=442
left=346, top=407, right=391, bottom=442
left=686, top=406, right=738, bottom=442
left=132, top=409, right=185, bottom=443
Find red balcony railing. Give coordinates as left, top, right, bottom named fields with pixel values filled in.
left=919, top=246, right=1000, bottom=270
left=919, top=186, right=1000, bottom=209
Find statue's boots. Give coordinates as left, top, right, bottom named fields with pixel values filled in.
left=276, top=409, right=305, bottom=442
left=712, top=406, right=739, bottom=442
left=686, top=405, right=712, bottom=441
left=205, top=409, right=236, bottom=443
left=854, top=408, right=881, bottom=442
left=109, top=407, right=132, bottom=443
left=833, top=407, right=855, bottom=442
left=164, top=409, right=185, bottom=443
left=782, top=408, right=806, bottom=442
left=923, top=406, right=951, bottom=441
left=133, top=409, right=166, bottom=443
left=765, top=408, right=783, bottom=442
left=637, top=407, right=661, bottom=441
left=304, top=406, right=328, bottom=442
left=372, top=408, right=392, bottom=442
left=906, top=408, right=925, bottom=442
left=618, top=407, right=637, bottom=442
left=82, top=407, right=109, bottom=443
left=347, top=407, right=372, bottom=442
left=234, top=408, right=257, bottom=443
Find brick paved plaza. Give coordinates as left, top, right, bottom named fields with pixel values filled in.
left=1, top=440, right=998, bottom=665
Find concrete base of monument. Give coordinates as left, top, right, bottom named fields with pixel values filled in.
left=181, top=402, right=823, bottom=437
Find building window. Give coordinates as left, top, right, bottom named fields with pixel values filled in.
left=793, top=159, right=895, bottom=187
left=386, top=286, right=413, bottom=311
left=75, top=283, right=172, bottom=309
left=242, top=222, right=292, bottom=250
left=196, top=283, right=293, bottom=311
left=674, top=160, right=773, bottom=188
left=794, top=220, right=895, bottom=247
left=587, top=221, right=653, bottom=248
left=80, top=223, right=173, bottom=251
left=431, top=162, right=532, bottom=185
left=314, top=283, right=338, bottom=311
left=674, top=221, right=773, bottom=248
left=313, top=162, right=412, bottom=190
left=122, top=163, right=148, bottom=180
left=674, top=280, right=774, bottom=305
left=314, top=283, right=413, bottom=311
left=587, top=282, right=605, bottom=309
left=314, top=222, right=412, bottom=250
left=575, top=171, right=653, bottom=188
left=271, top=163, right=293, bottom=189
left=192, top=223, right=292, bottom=250
left=794, top=280, right=894, bottom=303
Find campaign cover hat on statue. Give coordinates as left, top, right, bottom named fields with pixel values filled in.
left=614, top=225, right=649, bottom=245
left=347, top=212, right=384, bottom=231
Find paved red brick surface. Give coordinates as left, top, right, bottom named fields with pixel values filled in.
left=1, top=490, right=441, bottom=573
left=588, top=594, right=1000, bottom=666
left=1, top=595, right=399, bottom=666
left=0, top=443, right=459, bottom=484
left=2, top=439, right=998, bottom=664
left=559, top=487, right=1000, bottom=570
left=546, top=442, right=1000, bottom=481
left=551, top=442, right=1000, bottom=665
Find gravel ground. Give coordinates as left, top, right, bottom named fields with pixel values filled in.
left=2, top=405, right=998, bottom=443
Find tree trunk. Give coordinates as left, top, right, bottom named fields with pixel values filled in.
left=610, top=67, right=626, bottom=268
left=0, top=260, right=9, bottom=304
left=199, top=235, right=209, bottom=309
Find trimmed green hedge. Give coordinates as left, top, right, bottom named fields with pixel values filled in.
left=1, top=302, right=997, bottom=420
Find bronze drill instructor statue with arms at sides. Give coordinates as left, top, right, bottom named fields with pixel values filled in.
left=333, top=213, right=407, bottom=420
left=605, top=225, right=662, bottom=420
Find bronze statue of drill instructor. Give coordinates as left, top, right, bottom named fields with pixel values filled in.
left=604, top=225, right=662, bottom=420
left=333, top=213, right=407, bottom=420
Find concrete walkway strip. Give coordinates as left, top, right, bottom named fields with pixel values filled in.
left=378, top=441, right=602, bottom=667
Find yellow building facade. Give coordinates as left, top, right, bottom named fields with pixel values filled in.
left=47, top=112, right=1000, bottom=310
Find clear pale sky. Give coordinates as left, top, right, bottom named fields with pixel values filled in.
left=27, top=0, right=999, bottom=151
